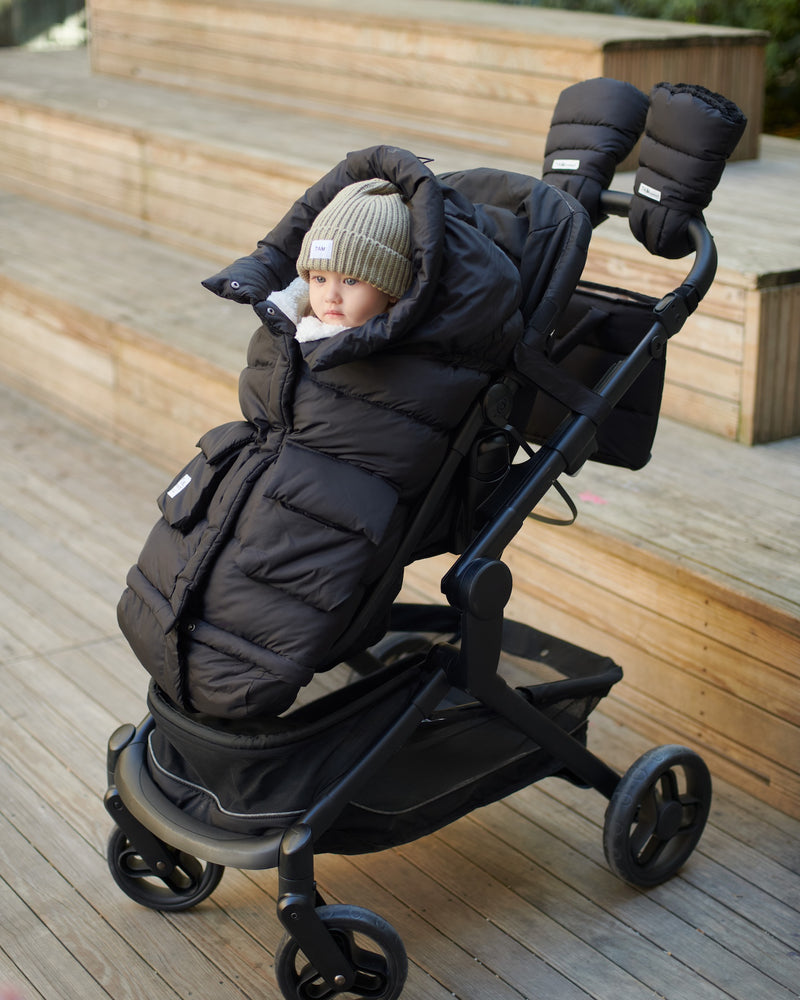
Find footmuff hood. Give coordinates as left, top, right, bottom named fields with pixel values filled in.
left=203, top=144, right=521, bottom=372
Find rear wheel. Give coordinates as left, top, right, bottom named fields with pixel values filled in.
left=106, top=826, right=224, bottom=910
left=603, top=745, right=711, bottom=886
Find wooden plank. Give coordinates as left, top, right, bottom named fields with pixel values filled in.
left=1, top=385, right=799, bottom=998
left=660, top=382, right=741, bottom=439
left=345, top=848, right=631, bottom=1000
left=0, top=814, right=176, bottom=1000
left=92, top=8, right=594, bottom=104
left=86, top=2, right=764, bottom=159
left=0, top=870, right=114, bottom=1000
left=319, top=852, right=576, bottom=1000
left=87, top=0, right=764, bottom=162
left=525, top=723, right=800, bottom=944
left=666, top=340, right=743, bottom=402
left=604, top=40, right=764, bottom=157
left=752, top=283, right=800, bottom=442
left=88, top=37, right=561, bottom=160
left=482, top=791, right=799, bottom=997
left=437, top=813, right=784, bottom=1000
left=0, top=751, right=255, bottom=1000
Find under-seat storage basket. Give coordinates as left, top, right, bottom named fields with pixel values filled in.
left=147, top=621, right=622, bottom=854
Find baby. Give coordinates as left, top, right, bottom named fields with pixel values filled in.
left=268, top=177, right=413, bottom=341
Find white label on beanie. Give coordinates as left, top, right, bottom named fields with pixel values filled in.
left=638, top=182, right=662, bottom=203
left=309, top=239, right=334, bottom=259
left=552, top=158, right=580, bottom=171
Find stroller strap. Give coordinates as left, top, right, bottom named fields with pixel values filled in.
left=514, top=340, right=613, bottom=426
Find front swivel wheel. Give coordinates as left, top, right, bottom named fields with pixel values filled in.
left=275, top=904, right=407, bottom=1000
left=603, top=744, right=711, bottom=887
left=107, top=825, right=224, bottom=911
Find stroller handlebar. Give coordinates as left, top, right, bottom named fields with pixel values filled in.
left=600, top=189, right=718, bottom=304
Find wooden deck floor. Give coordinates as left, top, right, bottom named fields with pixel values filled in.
left=1, top=385, right=799, bottom=999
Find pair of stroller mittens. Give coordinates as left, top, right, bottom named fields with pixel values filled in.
left=542, top=77, right=748, bottom=258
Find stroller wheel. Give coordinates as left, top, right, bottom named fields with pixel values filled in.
left=106, top=825, right=224, bottom=911
left=603, top=744, right=712, bottom=887
left=274, top=903, right=407, bottom=1000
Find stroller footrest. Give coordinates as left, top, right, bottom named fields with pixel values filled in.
left=112, top=725, right=284, bottom=870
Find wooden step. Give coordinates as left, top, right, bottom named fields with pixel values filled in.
left=86, top=0, right=767, bottom=164
left=1, top=45, right=797, bottom=445
left=0, top=189, right=241, bottom=467
left=0, top=188, right=797, bottom=819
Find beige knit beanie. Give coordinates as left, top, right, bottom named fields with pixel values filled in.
left=297, top=178, right=413, bottom=300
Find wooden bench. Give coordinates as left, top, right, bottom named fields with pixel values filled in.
left=86, top=0, right=767, bottom=166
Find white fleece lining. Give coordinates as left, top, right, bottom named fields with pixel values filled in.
left=268, top=277, right=348, bottom=343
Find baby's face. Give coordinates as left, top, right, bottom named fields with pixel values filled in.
left=308, top=271, right=394, bottom=328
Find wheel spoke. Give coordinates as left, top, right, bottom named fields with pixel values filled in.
left=629, top=788, right=658, bottom=858
left=636, top=831, right=669, bottom=866
left=296, top=963, right=336, bottom=1000
left=119, top=846, right=155, bottom=878
left=659, top=768, right=680, bottom=803
left=676, top=795, right=705, bottom=834
left=335, top=929, right=389, bottom=996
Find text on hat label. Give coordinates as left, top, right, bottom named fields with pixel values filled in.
left=309, top=239, right=334, bottom=259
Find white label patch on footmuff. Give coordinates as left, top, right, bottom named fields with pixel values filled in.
left=638, top=182, right=662, bottom=202
left=167, top=474, right=192, bottom=498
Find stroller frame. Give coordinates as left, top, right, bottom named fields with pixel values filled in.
left=105, top=192, right=717, bottom=1000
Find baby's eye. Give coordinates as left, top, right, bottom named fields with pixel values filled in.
left=312, top=275, right=326, bottom=284
left=343, top=277, right=359, bottom=286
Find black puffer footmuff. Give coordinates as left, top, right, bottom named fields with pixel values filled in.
left=117, top=146, right=523, bottom=721
left=629, top=82, right=747, bottom=258
left=542, top=77, right=649, bottom=226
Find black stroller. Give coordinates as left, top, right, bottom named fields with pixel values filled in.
left=104, top=81, right=746, bottom=1000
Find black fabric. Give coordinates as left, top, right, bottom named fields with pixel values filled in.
left=146, top=663, right=429, bottom=835
left=630, top=82, right=747, bottom=258
left=145, top=613, right=622, bottom=853
left=542, top=77, right=649, bottom=227
left=525, top=282, right=664, bottom=470
left=435, top=167, right=592, bottom=348
left=119, top=146, right=593, bottom=721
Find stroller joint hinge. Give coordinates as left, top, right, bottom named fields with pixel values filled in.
left=653, top=286, right=697, bottom=338
left=278, top=823, right=315, bottom=885
left=457, top=557, right=513, bottom=621
left=103, top=787, right=177, bottom=876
